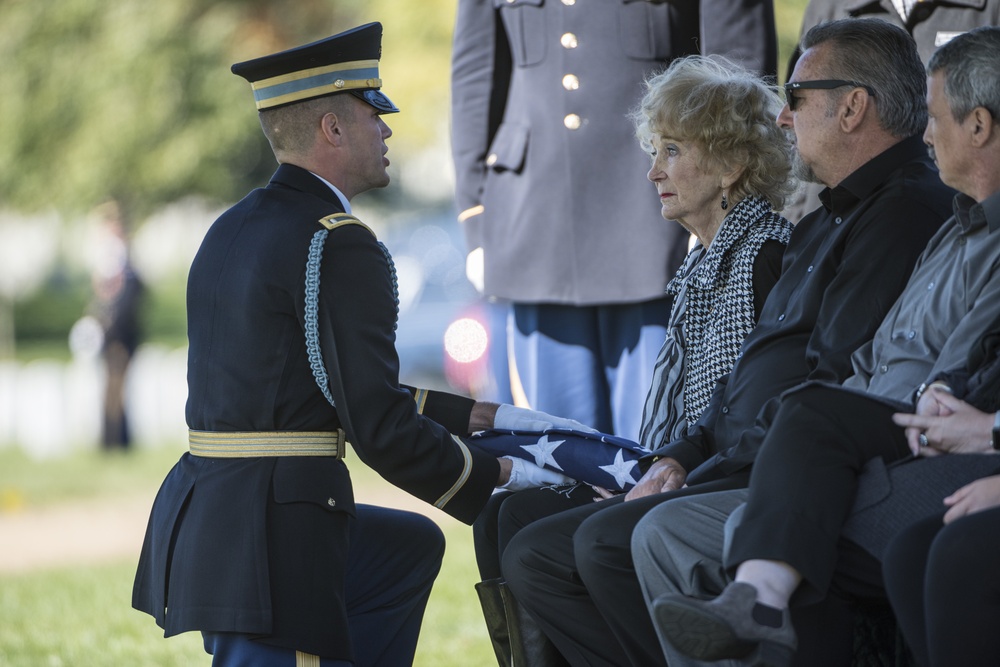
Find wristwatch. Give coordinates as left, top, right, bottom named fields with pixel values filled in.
left=993, top=412, right=1000, bottom=451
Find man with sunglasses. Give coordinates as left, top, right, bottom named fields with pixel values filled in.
left=781, top=1, right=1000, bottom=225
left=498, top=18, right=955, bottom=667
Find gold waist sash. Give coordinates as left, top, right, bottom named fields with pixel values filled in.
left=189, top=429, right=346, bottom=459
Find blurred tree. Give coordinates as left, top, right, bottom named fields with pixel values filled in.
left=0, top=0, right=459, bottom=218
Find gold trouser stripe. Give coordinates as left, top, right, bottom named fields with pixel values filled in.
left=189, top=430, right=345, bottom=459
left=295, top=651, right=321, bottom=667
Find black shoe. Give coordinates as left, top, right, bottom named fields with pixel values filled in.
left=651, top=582, right=796, bottom=667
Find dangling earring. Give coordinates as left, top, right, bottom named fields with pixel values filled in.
left=721, top=193, right=728, bottom=210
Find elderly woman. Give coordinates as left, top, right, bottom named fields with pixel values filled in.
left=472, top=54, right=795, bottom=666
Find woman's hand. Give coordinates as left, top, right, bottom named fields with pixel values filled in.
left=892, top=388, right=994, bottom=456
left=944, top=475, right=1000, bottom=524
left=624, top=457, right=687, bottom=501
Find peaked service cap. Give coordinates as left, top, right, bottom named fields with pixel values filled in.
left=231, top=22, right=399, bottom=114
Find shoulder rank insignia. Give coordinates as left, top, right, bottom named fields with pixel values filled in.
left=318, top=212, right=375, bottom=235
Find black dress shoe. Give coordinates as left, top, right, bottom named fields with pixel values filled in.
left=651, top=582, right=797, bottom=667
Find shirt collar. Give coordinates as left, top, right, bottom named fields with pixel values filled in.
left=954, top=189, right=1000, bottom=234
left=819, top=135, right=929, bottom=214
left=309, top=172, right=352, bottom=213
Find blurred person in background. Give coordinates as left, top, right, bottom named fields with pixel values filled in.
left=88, top=199, right=144, bottom=450
left=450, top=0, right=778, bottom=441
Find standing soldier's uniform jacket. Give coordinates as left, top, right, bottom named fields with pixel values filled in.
left=450, top=0, right=778, bottom=304
left=791, top=0, right=1000, bottom=70
left=132, top=163, right=500, bottom=656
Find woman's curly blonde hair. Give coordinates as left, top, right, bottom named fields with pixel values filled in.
left=632, top=55, right=795, bottom=211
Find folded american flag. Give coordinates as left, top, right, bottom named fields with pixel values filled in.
left=468, top=429, right=651, bottom=491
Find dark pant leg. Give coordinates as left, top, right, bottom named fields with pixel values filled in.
left=474, top=490, right=513, bottom=580
left=576, top=475, right=751, bottom=667
left=511, top=299, right=671, bottom=440
left=925, top=506, right=1000, bottom=666
left=475, top=485, right=600, bottom=580
left=511, top=304, right=612, bottom=434
left=497, top=483, right=602, bottom=555
left=595, top=298, right=672, bottom=441
left=202, top=633, right=352, bottom=666
left=343, top=505, right=446, bottom=667
left=504, top=475, right=749, bottom=667
left=791, top=537, right=888, bottom=667
left=891, top=506, right=1000, bottom=667
left=882, top=514, right=942, bottom=667
left=727, top=384, right=911, bottom=600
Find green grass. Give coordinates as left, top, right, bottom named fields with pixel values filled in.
left=0, top=528, right=491, bottom=667
left=0, top=444, right=187, bottom=511
left=0, top=562, right=207, bottom=666
left=0, top=444, right=494, bottom=666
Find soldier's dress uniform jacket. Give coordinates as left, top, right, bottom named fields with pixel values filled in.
left=791, top=0, right=999, bottom=70
left=132, top=163, right=500, bottom=658
left=450, top=0, right=778, bottom=439
left=451, top=0, right=779, bottom=303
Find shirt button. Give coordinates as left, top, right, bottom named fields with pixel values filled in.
left=327, top=498, right=336, bottom=507
left=927, top=282, right=935, bottom=290
left=721, top=406, right=729, bottom=414
left=880, top=364, right=889, bottom=373
left=564, top=114, right=582, bottom=130
left=562, top=74, right=580, bottom=90
left=486, top=153, right=498, bottom=166
left=806, top=265, right=814, bottom=273
left=562, top=0, right=575, bottom=4
left=561, top=33, right=578, bottom=49
left=908, top=331, right=916, bottom=339
left=834, top=217, right=843, bottom=224
left=778, top=313, right=786, bottom=321
left=957, top=237, right=967, bottom=246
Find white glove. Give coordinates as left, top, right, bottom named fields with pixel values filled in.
left=500, top=456, right=575, bottom=491
left=494, top=404, right=599, bottom=433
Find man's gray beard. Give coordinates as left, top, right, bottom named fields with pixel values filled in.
left=792, top=149, right=822, bottom=184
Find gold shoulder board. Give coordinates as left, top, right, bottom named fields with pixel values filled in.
left=318, top=212, right=375, bottom=236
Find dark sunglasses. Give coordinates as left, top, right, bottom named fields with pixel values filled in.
left=783, top=79, right=876, bottom=111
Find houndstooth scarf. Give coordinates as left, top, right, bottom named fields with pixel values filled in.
left=638, top=196, right=793, bottom=451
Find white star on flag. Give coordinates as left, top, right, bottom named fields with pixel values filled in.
left=521, top=434, right=566, bottom=470
left=599, top=449, right=639, bottom=488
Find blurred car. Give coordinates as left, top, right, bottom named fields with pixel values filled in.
left=384, top=212, right=511, bottom=402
